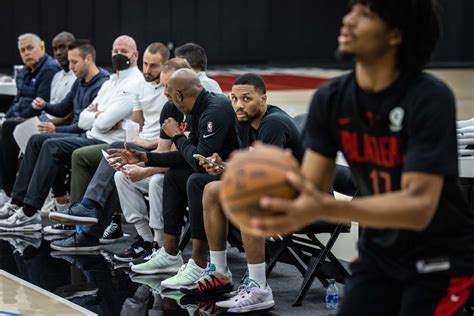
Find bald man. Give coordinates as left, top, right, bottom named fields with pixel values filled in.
left=0, top=35, right=145, bottom=236
left=108, top=69, right=240, bottom=284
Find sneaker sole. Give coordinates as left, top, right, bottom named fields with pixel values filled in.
left=162, top=283, right=193, bottom=290
left=43, top=228, right=75, bottom=235
left=50, top=244, right=101, bottom=252
left=181, top=283, right=234, bottom=295
left=51, top=250, right=100, bottom=257
left=113, top=254, right=135, bottom=263
left=131, top=265, right=181, bottom=275
left=0, top=224, right=42, bottom=232
left=49, top=213, right=98, bottom=225
left=218, top=300, right=275, bottom=313
left=99, top=233, right=128, bottom=244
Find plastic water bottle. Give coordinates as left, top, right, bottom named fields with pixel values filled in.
left=39, top=110, right=49, bottom=122
left=326, top=278, right=339, bottom=310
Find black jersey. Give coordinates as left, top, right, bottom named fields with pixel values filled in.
left=237, top=105, right=304, bottom=161
left=159, top=101, right=191, bottom=140
left=146, top=90, right=240, bottom=171
left=304, top=71, right=474, bottom=277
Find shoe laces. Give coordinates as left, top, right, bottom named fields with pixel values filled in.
left=102, top=223, right=118, bottom=238
left=1, top=202, right=17, bottom=214
left=66, top=202, right=78, bottom=215
left=144, top=247, right=159, bottom=260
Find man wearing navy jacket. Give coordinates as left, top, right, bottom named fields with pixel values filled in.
left=0, top=33, right=60, bottom=198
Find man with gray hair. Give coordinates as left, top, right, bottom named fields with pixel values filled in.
left=0, top=35, right=144, bottom=234
left=0, top=33, right=60, bottom=204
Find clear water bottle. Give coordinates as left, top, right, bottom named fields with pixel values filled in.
left=326, top=278, right=339, bottom=310
left=39, top=110, right=49, bottom=122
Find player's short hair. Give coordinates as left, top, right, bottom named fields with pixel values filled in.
left=349, top=0, right=442, bottom=72
left=160, top=57, right=192, bottom=73
left=232, top=73, right=267, bottom=94
left=174, top=43, right=207, bottom=71
left=145, top=42, right=170, bottom=61
left=68, top=39, right=96, bottom=61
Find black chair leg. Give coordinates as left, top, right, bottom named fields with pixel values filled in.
left=266, top=238, right=289, bottom=276
left=293, top=225, right=343, bottom=306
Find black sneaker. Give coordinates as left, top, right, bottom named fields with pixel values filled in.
left=99, top=222, right=125, bottom=244
left=129, top=242, right=159, bottom=266
left=50, top=232, right=100, bottom=252
left=114, top=236, right=153, bottom=262
left=44, top=223, right=76, bottom=235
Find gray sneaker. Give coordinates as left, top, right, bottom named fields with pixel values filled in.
left=0, top=202, right=19, bottom=220
left=0, top=189, right=10, bottom=207
left=49, top=203, right=98, bottom=225
left=0, top=231, right=42, bottom=255
left=0, top=208, right=42, bottom=232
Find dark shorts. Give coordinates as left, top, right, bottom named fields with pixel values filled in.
left=338, top=260, right=474, bottom=316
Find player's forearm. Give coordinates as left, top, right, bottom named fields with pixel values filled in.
left=320, top=190, right=437, bottom=231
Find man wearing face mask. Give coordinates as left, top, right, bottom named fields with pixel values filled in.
left=46, top=44, right=173, bottom=249
left=0, top=35, right=144, bottom=233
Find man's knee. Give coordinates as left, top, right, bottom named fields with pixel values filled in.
left=186, top=172, right=203, bottom=192
left=114, top=171, right=128, bottom=185
left=72, top=147, right=86, bottom=167
left=149, top=173, right=164, bottom=189
left=28, top=134, right=50, bottom=152
left=203, top=181, right=221, bottom=213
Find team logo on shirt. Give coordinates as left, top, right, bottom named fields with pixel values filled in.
left=207, top=121, right=213, bottom=133
left=389, top=107, right=404, bottom=132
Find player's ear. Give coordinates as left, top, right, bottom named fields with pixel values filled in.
left=261, top=94, right=267, bottom=103
left=388, top=28, right=402, bottom=47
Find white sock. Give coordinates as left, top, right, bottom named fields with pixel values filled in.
left=164, top=248, right=180, bottom=259
left=153, top=229, right=164, bottom=245
left=134, top=221, right=153, bottom=242
left=248, top=262, right=266, bottom=288
left=210, top=250, right=227, bottom=273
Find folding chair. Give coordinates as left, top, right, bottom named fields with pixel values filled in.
left=178, top=209, right=244, bottom=252
left=265, top=164, right=358, bottom=306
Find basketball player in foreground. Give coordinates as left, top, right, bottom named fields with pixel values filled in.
left=245, top=0, right=474, bottom=314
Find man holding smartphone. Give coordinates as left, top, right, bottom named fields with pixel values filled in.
left=108, top=69, right=240, bottom=281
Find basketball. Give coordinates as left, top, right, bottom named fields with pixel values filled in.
left=219, top=146, right=300, bottom=229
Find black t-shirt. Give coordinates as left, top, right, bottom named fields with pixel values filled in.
left=159, top=101, right=191, bottom=140
left=304, top=71, right=474, bottom=277
left=146, top=90, right=240, bottom=171
left=237, top=105, right=304, bottom=161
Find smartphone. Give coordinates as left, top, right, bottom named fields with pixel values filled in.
left=101, top=149, right=110, bottom=161
left=193, top=154, right=225, bottom=168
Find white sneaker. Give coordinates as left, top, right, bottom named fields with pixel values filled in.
left=0, top=202, right=19, bottom=220
left=40, top=194, right=70, bottom=216
left=131, top=247, right=183, bottom=275
left=0, top=208, right=42, bottom=232
left=39, top=190, right=54, bottom=216
left=0, top=190, right=10, bottom=206
left=161, top=259, right=205, bottom=290
left=216, top=279, right=275, bottom=313
left=0, top=231, right=42, bottom=255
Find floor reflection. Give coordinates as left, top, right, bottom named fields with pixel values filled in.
left=0, top=235, right=274, bottom=316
